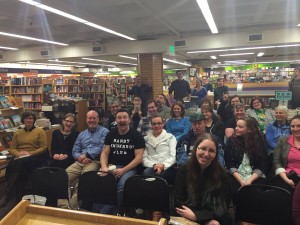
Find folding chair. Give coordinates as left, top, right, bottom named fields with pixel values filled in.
left=235, top=184, right=293, bottom=225
left=123, top=175, right=174, bottom=218
left=77, top=171, right=118, bottom=211
left=30, top=167, right=69, bottom=207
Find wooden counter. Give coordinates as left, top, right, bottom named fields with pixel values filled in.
left=0, top=200, right=167, bottom=225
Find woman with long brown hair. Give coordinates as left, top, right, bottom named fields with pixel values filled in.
left=174, top=133, right=231, bottom=225
left=224, top=117, right=268, bottom=203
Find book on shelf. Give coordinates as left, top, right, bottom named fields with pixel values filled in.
left=0, top=117, right=14, bottom=129
left=0, top=96, right=11, bottom=109
left=11, top=114, right=21, bottom=127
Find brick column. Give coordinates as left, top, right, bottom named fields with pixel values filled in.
left=137, top=53, right=163, bottom=99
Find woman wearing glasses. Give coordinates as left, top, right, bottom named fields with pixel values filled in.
left=142, top=115, right=177, bottom=184
left=50, top=113, right=79, bottom=169
left=142, top=115, right=177, bottom=221
left=174, top=133, right=232, bottom=225
left=0, top=111, right=48, bottom=208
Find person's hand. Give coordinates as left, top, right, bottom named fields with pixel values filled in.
left=82, top=158, right=92, bottom=164
left=285, top=178, right=295, bottom=188
left=113, top=168, right=125, bottom=178
left=99, top=166, right=108, bottom=176
left=60, top=154, right=68, bottom=160
left=19, top=151, right=30, bottom=156
left=239, top=179, right=247, bottom=187
left=154, top=164, right=164, bottom=175
left=77, top=154, right=86, bottom=163
left=205, top=220, right=220, bottom=225
left=176, top=205, right=197, bottom=221
left=53, top=154, right=60, bottom=160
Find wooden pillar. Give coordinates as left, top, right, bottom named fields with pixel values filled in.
left=137, top=53, right=163, bottom=99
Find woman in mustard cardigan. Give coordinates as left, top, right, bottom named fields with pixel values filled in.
left=0, top=111, right=48, bottom=208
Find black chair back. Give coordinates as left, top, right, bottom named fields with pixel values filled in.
left=123, top=175, right=172, bottom=214
left=77, top=171, right=118, bottom=211
left=235, top=184, right=293, bottom=225
left=30, top=167, right=69, bottom=207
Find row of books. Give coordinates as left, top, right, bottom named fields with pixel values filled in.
left=11, top=87, right=42, bottom=94
left=21, top=95, right=41, bottom=101
left=11, top=77, right=42, bottom=85
left=0, top=114, right=21, bottom=130
left=69, top=85, right=104, bottom=92
left=23, top=102, right=42, bottom=109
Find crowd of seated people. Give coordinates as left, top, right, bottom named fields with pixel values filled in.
left=3, top=74, right=300, bottom=225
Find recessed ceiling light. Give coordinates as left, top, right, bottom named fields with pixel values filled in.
left=82, top=58, right=137, bottom=66
left=0, top=46, right=18, bottom=50
left=0, top=31, right=68, bottom=46
left=163, top=58, right=191, bottom=66
left=219, top=53, right=255, bottom=57
left=257, top=52, right=264, bottom=57
left=118, top=55, right=137, bottom=60
left=48, top=59, right=116, bottom=67
left=187, top=43, right=300, bottom=54
left=210, top=56, right=217, bottom=59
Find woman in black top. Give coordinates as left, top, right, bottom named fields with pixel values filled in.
left=174, top=134, right=232, bottom=225
left=50, top=113, right=79, bottom=169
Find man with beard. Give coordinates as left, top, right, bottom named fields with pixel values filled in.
left=176, top=113, right=225, bottom=167
left=156, top=94, right=171, bottom=121
left=100, top=109, right=145, bottom=214
left=60, top=110, right=109, bottom=209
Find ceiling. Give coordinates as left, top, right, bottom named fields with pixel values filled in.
left=0, top=0, right=300, bottom=70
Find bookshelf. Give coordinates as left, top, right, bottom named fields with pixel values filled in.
left=0, top=96, right=24, bottom=179
left=68, top=77, right=105, bottom=110
left=10, top=77, right=43, bottom=111
left=105, top=77, right=132, bottom=108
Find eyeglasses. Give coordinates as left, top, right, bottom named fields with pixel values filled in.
left=197, top=147, right=216, bottom=155
left=64, top=120, right=74, bottom=123
left=151, top=123, right=163, bottom=126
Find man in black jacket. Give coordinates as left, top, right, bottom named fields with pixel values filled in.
left=168, top=70, right=191, bottom=103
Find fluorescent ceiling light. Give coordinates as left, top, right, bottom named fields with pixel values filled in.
left=82, top=58, right=137, bottom=66
left=0, top=46, right=18, bottom=50
left=256, top=60, right=300, bottom=63
left=0, top=31, right=68, bottom=46
left=48, top=59, right=116, bottom=67
left=298, top=24, right=300, bottom=27
left=187, top=43, right=300, bottom=54
left=257, top=52, right=264, bottom=57
left=163, top=58, right=191, bottom=66
left=224, top=60, right=250, bottom=65
left=27, top=62, right=85, bottom=67
left=217, top=62, right=221, bottom=64
left=19, top=0, right=136, bottom=40
left=219, top=53, right=254, bottom=57
left=118, top=55, right=137, bottom=60
left=196, top=0, right=218, bottom=34
left=210, top=56, right=217, bottom=59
